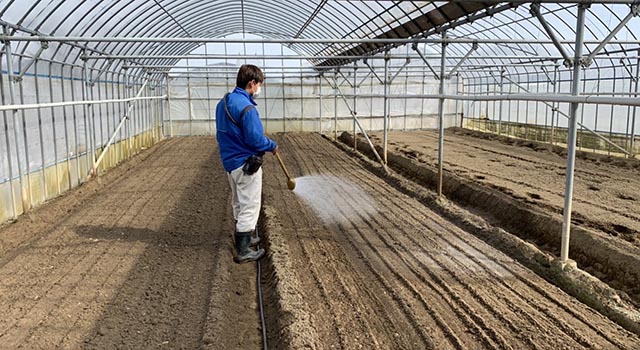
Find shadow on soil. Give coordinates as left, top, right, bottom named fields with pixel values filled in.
left=74, top=147, right=233, bottom=350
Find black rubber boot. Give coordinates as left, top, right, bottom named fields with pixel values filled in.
left=234, top=232, right=265, bottom=264
left=235, top=221, right=260, bottom=246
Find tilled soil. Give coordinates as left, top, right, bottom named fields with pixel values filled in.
left=0, top=138, right=261, bottom=350
left=361, top=129, right=640, bottom=303
left=261, top=133, right=640, bottom=350
left=377, top=128, right=640, bottom=247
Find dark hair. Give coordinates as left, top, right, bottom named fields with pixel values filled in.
left=236, top=64, right=264, bottom=89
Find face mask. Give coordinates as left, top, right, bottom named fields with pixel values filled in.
left=252, top=85, right=262, bottom=99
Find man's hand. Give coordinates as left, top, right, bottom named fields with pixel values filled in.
left=272, top=145, right=278, bottom=154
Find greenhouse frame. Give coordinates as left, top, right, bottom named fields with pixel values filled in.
left=1, top=1, right=640, bottom=349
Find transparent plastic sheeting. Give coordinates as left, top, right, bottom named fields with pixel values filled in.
left=462, top=69, right=640, bottom=136
left=164, top=76, right=460, bottom=135
left=0, top=74, right=159, bottom=183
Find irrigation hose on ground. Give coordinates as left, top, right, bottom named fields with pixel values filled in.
left=256, top=226, right=268, bottom=350
left=274, top=153, right=296, bottom=190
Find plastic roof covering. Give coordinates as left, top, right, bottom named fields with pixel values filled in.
left=439, top=3, right=640, bottom=81
left=0, top=1, right=638, bottom=81
left=0, top=1, right=459, bottom=74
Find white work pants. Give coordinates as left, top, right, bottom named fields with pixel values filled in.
left=227, top=166, right=262, bottom=233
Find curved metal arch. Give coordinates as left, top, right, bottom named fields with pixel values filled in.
left=81, top=1, right=320, bottom=66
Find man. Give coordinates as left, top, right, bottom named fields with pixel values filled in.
left=216, top=64, right=277, bottom=264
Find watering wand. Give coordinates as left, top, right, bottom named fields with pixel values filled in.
left=274, top=152, right=296, bottom=190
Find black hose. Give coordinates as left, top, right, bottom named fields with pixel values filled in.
left=256, top=226, right=268, bottom=350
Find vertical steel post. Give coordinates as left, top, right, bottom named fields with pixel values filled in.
left=551, top=65, right=559, bottom=145
left=421, top=62, right=426, bottom=129
left=498, top=70, right=504, bottom=135
left=33, top=60, right=47, bottom=203
left=3, top=26, right=29, bottom=211
left=404, top=61, right=409, bottom=131
left=454, top=74, right=460, bottom=128
left=81, top=50, right=96, bottom=175
left=300, top=58, right=304, bottom=131
left=437, top=31, right=448, bottom=197
left=68, top=65, right=81, bottom=186
left=0, top=51, right=17, bottom=218
left=334, top=70, right=338, bottom=140
left=58, top=63, right=72, bottom=190
left=353, top=62, right=358, bottom=150
left=383, top=52, right=390, bottom=164
left=630, top=56, right=640, bottom=156
left=262, top=42, right=268, bottom=132
left=166, top=74, right=173, bottom=137
left=187, top=75, right=192, bottom=136
left=319, top=73, right=323, bottom=134
left=16, top=55, right=33, bottom=207
left=460, top=76, right=465, bottom=128
left=560, top=4, right=587, bottom=264
left=281, top=45, right=286, bottom=133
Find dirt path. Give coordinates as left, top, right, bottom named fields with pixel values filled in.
left=0, top=137, right=261, bottom=350
left=376, top=129, right=640, bottom=247
left=262, top=133, right=640, bottom=350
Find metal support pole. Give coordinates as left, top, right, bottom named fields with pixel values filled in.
left=560, top=4, right=587, bottom=265
left=300, top=59, right=304, bottom=131
left=383, top=52, right=390, bottom=164
left=448, top=42, right=478, bottom=77
left=334, top=70, right=338, bottom=140
left=3, top=26, right=29, bottom=211
left=319, top=73, right=323, bottom=133
left=15, top=41, right=48, bottom=81
left=498, top=70, right=505, bottom=135
left=531, top=3, right=574, bottom=67
left=353, top=62, right=358, bottom=150
left=33, top=61, right=47, bottom=203
left=412, top=43, right=440, bottom=79
left=187, top=75, right=192, bottom=136
left=363, top=59, right=385, bottom=84
left=281, top=45, right=286, bottom=133
left=551, top=65, right=559, bottom=144
left=322, top=75, right=388, bottom=173
left=0, top=52, right=17, bottom=218
left=166, top=75, right=173, bottom=137
left=631, top=57, right=640, bottom=156
left=437, top=31, right=448, bottom=197
left=81, top=51, right=96, bottom=174
left=583, top=4, right=640, bottom=67
left=459, top=76, right=464, bottom=128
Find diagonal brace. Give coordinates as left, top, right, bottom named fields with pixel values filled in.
left=336, top=68, right=354, bottom=88
left=620, top=58, right=638, bottom=82
left=583, top=4, right=640, bottom=67
left=448, top=41, right=478, bottom=78
left=322, top=74, right=389, bottom=173
left=531, top=3, right=573, bottom=68
left=90, top=58, right=116, bottom=86
left=389, top=57, right=411, bottom=84
left=363, top=58, right=384, bottom=84
left=412, top=42, right=440, bottom=79
left=15, top=41, right=48, bottom=82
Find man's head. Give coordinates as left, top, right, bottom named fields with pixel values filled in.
left=236, top=64, right=264, bottom=97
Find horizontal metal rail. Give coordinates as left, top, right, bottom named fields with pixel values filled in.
left=0, top=95, right=165, bottom=112
left=1, top=36, right=639, bottom=45
left=328, top=93, right=640, bottom=107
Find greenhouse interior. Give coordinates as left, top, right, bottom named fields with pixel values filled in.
left=1, top=1, right=640, bottom=349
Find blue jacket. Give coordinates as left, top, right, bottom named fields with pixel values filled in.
left=216, top=87, right=277, bottom=172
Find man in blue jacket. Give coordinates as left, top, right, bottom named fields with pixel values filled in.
left=216, top=64, right=277, bottom=263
